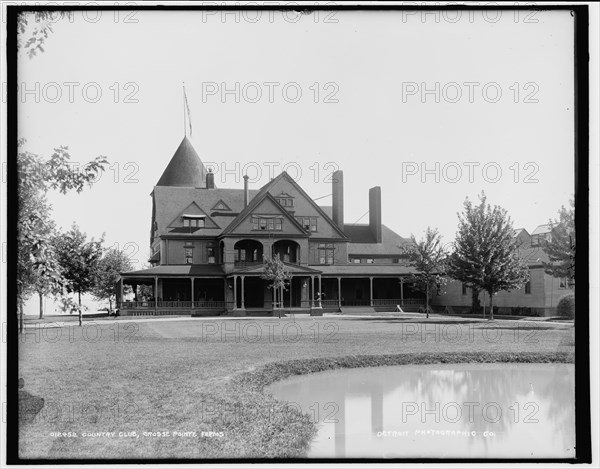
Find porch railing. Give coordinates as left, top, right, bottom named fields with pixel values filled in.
left=320, top=299, right=339, bottom=307
left=234, top=261, right=263, bottom=268
left=372, top=298, right=424, bottom=306
left=120, top=301, right=156, bottom=309
left=193, top=301, right=226, bottom=308
left=119, top=301, right=226, bottom=309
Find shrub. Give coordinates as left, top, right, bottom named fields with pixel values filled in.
left=556, top=294, right=575, bottom=319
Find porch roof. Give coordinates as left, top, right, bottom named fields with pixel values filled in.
left=317, top=264, right=417, bottom=276
left=229, top=262, right=322, bottom=276
left=121, top=264, right=225, bottom=278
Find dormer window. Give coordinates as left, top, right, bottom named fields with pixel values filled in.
left=278, top=198, right=294, bottom=207
left=276, top=192, right=294, bottom=208
left=182, top=214, right=205, bottom=228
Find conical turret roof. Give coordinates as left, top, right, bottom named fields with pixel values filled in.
left=156, top=136, right=208, bottom=187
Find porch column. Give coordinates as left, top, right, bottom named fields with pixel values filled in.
left=310, top=276, right=315, bottom=308
left=400, top=277, right=404, bottom=306
left=318, top=275, right=322, bottom=308
left=337, top=277, right=342, bottom=308
left=241, top=275, right=245, bottom=309
left=191, top=277, right=195, bottom=306
left=289, top=275, right=293, bottom=308
left=119, top=278, right=123, bottom=305
left=154, top=276, right=158, bottom=312
left=233, top=275, right=238, bottom=309
left=369, top=277, right=374, bottom=307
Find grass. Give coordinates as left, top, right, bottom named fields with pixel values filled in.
left=17, top=315, right=575, bottom=459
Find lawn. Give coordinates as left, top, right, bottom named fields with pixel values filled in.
left=17, top=315, right=575, bottom=459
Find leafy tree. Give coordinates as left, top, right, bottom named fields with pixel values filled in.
left=53, top=224, right=105, bottom=326
left=448, top=192, right=529, bottom=320
left=541, top=199, right=575, bottom=281
left=16, top=14, right=107, bottom=329
left=17, top=140, right=107, bottom=331
left=261, top=254, right=292, bottom=318
left=403, top=227, right=448, bottom=318
left=92, top=248, right=134, bottom=313
left=17, top=11, right=71, bottom=58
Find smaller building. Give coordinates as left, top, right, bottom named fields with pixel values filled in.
left=432, top=226, right=574, bottom=316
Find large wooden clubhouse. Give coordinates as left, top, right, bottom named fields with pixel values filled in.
left=118, top=136, right=573, bottom=317
left=117, top=136, right=423, bottom=316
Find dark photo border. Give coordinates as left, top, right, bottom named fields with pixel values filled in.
left=5, top=3, right=591, bottom=465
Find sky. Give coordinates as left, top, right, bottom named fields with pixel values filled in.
left=15, top=7, right=575, bottom=274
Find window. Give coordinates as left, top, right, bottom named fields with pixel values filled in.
left=183, top=216, right=205, bottom=228
left=559, top=277, right=571, bottom=289
left=462, top=283, right=468, bottom=295
left=252, top=216, right=282, bottom=231
left=366, top=258, right=374, bottom=264
left=277, top=197, right=294, bottom=207
left=525, top=280, right=531, bottom=294
left=184, top=248, right=193, bottom=264
left=352, top=258, right=361, bottom=264
left=297, top=216, right=318, bottom=232
left=207, top=247, right=215, bottom=264
left=318, top=243, right=335, bottom=265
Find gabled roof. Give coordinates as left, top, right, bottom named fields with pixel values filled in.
left=221, top=191, right=309, bottom=236
left=211, top=200, right=232, bottom=211
left=531, top=224, right=553, bottom=236
left=152, top=186, right=259, bottom=237
left=255, top=172, right=349, bottom=240
left=156, top=136, right=209, bottom=187
left=166, top=201, right=220, bottom=230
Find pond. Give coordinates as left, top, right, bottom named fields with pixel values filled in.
left=267, top=363, right=575, bottom=459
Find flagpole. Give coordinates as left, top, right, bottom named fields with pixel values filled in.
left=183, top=82, right=186, bottom=137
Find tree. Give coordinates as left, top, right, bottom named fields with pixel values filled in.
left=447, top=192, right=529, bottom=320
left=16, top=17, right=107, bottom=330
left=53, top=224, right=105, bottom=326
left=17, top=140, right=107, bottom=331
left=17, top=11, right=71, bottom=58
left=541, top=199, right=575, bottom=281
left=92, top=248, right=134, bottom=313
left=261, top=254, right=292, bottom=319
left=403, top=227, right=448, bottom=318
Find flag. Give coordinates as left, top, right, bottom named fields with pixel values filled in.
left=183, top=84, right=192, bottom=137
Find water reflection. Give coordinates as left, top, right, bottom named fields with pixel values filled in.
left=267, top=363, right=575, bottom=458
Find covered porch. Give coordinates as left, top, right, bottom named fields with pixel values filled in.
left=226, top=262, right=325, bottom=316
left=318, top=269, right=426, bottom=312
left=117, top=265, right=228, bottom=316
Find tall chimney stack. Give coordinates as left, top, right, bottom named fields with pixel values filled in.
left=206, top=168, right=215, bottom=189
left=332, top=170, right=344, bottom=229
left=243, top=175, right=249, bottom=207
left=369, top=186, right=382, bottom=243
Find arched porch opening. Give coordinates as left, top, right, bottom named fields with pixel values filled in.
left=272, top=239, right=300, bottom=264
left=234, top=239, right=263, bottom=267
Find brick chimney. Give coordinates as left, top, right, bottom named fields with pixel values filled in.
left=206, top=168, right=215, bottom=189
left=369, top=186, right=382, bottom=243
left=243, top=175, right=249, bottom=207
left=332, top=170, right=344, bottom=229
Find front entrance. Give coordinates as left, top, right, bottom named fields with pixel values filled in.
left=237, top=277, right=265, bottom=308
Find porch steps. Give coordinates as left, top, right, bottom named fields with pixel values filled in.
left=339, top=306, right=377, bottom=315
